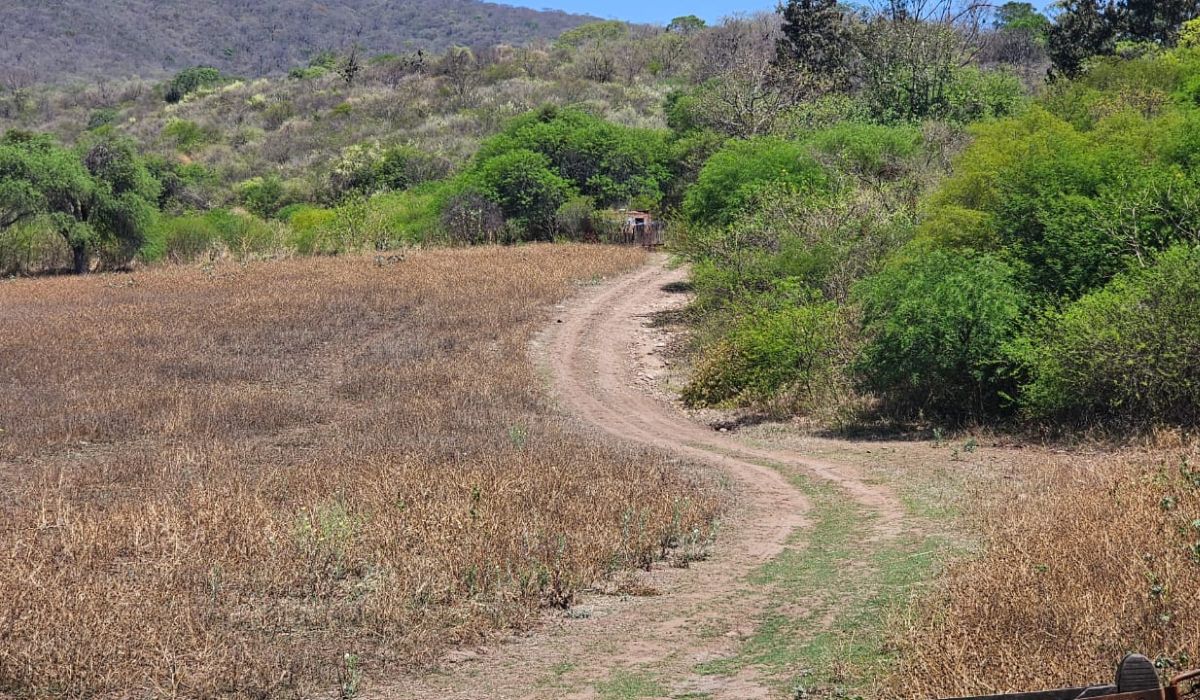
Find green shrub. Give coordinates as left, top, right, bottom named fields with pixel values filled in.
left=554, top=196, right=598, bottom=241
left=145, top=214, right=220, bottom=262
left=683, top=137, right=828, bottom=226
left=683, top=295, right=847, bottom=411
left=1020, top=244, right=1200, bottom=424
left=467, top=149, right=574, bottom=240
left=147, top=210, right=281, bottom=262
left=329, top=143, right=451, bottom=199
left=287, top=188, right=443, bottom=254
left=807, top=122, right=922, bottom=185
left=165, top=67, right=224, bottom=103
left=162, top=119, right=215, bottom=154
left=236, top=175, right=285, bottom=218
left=0, top=220, right=70, bottom=274
left=87, top=108, right=120, bottom=131
left=474, top=106, right=672, bottom=209
left=854, top=249, right=1028, bottom=417
left=941, top=67, right=1027, bottom=123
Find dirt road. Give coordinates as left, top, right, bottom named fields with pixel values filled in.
left=383, top=257, right=906, bottom=699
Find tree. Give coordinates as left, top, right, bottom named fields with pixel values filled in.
left=475, top=106, right=672, bottom=208
left=338, top=47, right=362, bottom=86
left=689, top=14, right=801, bottom=137
left=856, top=1, right=990, bottom=122
left=995, top=2, right=1050, bottom=33
left=0, top=132, right=158, bottom=273
left=981, top=2, right=1051, bottom=78
left=436, top=46, right=478, bottom=100
left=775, top=0, right=855, bottom=90
left=1046, top=0, right=1200, bottom=77
left=667, top=15, right=707, bottom=34
left=1120, top=0, right=1200, bottom=44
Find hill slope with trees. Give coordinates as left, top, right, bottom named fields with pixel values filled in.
left=0, top=0, right=595, bottom=82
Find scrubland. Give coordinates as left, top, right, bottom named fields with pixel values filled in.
left=0, top=245, right=719, bottom=697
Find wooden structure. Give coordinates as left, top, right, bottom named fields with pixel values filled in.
left=612, top=210, right=664, bottom=248
left=943, top=655, right=1199, bottom=700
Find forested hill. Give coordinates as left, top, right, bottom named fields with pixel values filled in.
left=0, top=0, right=596, bottom=82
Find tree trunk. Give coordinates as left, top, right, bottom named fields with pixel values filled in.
left=71, top=244, right=88, bottom=274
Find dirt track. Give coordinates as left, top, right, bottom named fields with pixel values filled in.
left=383, top=256, right=906, bottom=699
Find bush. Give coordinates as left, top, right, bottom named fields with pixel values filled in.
left=146, top=210, right=282, bottom=262
left=554, top=196, right=598, bottom=241
left=0, top=221, right=70, bottom=274
left=683, top=137, right=829, bottom=226
left=87, top=108, right=120, bottom=131
left=441, top=190, right=506, bottom=245
left=854, top=249, right=1028, bottom=417
left=941, top=67, right=1027, bottom=123
left=474, top=106, right=672, bottom=209
left=1020, top=244, right=1200, bottom=424
left=683, top=295, right=847, bottom=412
left=329, top=143, right=451, bottom=199
left=236, top=175, right=285, bottom=218
left=807, top=122, right=922, bottom=186
left=287, top=188, right=444, bottom=254
left=162, top=120, right=215, bottom=154
left=165, top=67, right=223, bottom=103
left=467, top=149, right=574, bottom=240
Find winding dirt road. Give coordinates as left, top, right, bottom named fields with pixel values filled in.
left=384, top=256, right=905, bottom=699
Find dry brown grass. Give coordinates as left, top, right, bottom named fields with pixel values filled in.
left=0, top=245, right=720, bottom=698
left=888, top=441, right=1200, bottom=698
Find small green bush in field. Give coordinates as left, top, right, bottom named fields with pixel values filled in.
left=855, top=248, right=1028, bottom=417
left=162, top=119, right=216, bottom=154
left=683, top=294, right=846, bottom=410
left=1020, top=243, right=1200, bottom=424
left=285, top=188, right=443, bottom=254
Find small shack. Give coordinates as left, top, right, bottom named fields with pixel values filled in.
left=616, top=210, right=664, bottom=248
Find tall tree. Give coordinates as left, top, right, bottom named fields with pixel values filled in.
left=667, top=15, right=706, bottom=35
left=994, top=2, right=1050, bottom=35
left=1121, top=0, right=1200, bottom=44
left=1047, top=0, right=1200, bottom=77
left=1048, top=0, right=1118, bottom=77
left=0, top=132, right=158, bottom=273
left=775, top=0, right=854, bottom=90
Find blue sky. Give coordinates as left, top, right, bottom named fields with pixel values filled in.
left=506, top=1, right=1056, bottom=25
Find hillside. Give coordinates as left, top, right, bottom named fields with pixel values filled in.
left=0, top=0, right=596, bottom=82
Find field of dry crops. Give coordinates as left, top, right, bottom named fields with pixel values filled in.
left=889, top=439, right=1200, bottom=697
left=0, top=245, right=719, bottom=698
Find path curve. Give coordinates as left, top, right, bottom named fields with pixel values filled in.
left=547, top=258, right=904, bottom=543
left=380, top=256, right=904, bottom=700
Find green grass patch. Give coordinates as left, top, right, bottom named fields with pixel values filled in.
left=695, top=473, right=951, bottom=698
left=596, top=668, right=668, bottom=700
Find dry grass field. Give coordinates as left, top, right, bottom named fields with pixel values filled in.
left=0, top=245, right=719, bottom=698
left=889, top=438, right=1200, bottom=697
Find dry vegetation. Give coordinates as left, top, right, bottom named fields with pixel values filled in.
left=889, top=438, right=1200, bottom=697
left=0, top=245, right=719, bottom=697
